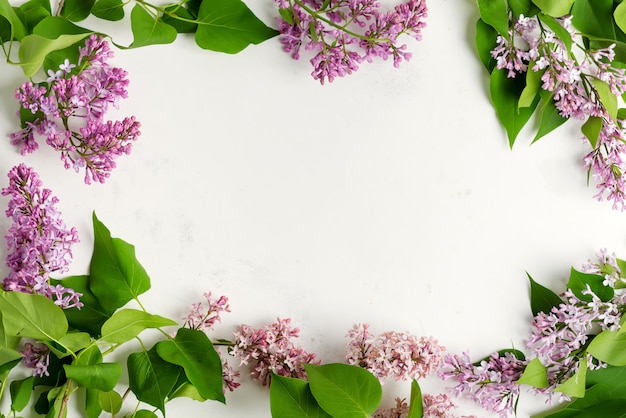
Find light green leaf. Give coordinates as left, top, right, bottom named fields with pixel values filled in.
left=0, top=291, right=68, bottom=341
left=582, top=116, right=603, bottom=148
left=44, top=331, right=92, bottom=358
left=517, top=358, right=549, bottom=388
left=10, top=376, right=34, bottom=412
left=128, top=4, right=177, bottom=48
left=519, top=67, right=543, bottom=108
left=588, top=329, right=626, bottom=366
left=537, top=14, right=572, bottom=51
left=616, top=2, right=626, bottom=35
left=194, top=0, right=278, bottom=53
left=99, top=390, right=122, bottom=414
left=17, top=32, right=90, bottom=77
left=530, top=0, right=574, bottom=17
left=305, top=363, right=382, bottom=418
left=127, top=346, right=181, bottom=414
left=0, top=347, right=22, bottom=375
left=407, top=380, right=423, bottom=418
left=85, top=388, right=102, bottom=418
left=64, top=363, right=122, bottom=391
left=132, top=410, right=159, bottom=418
left=476, top=0, right=509, bottom=36
left=592, top=78, right=618, bottom=121
left=270, top=374, right=332, bottom=418
left=89, top=212, right=151, bottom=313
left=91, top=0, right=125, bottom=21
left=168, top=381, right=206, bottom=402
left=554, top=357, right=587, bottom=398
left=101, top=309, right=176, bottom=344
left=156, top=328, right=225, bottom=403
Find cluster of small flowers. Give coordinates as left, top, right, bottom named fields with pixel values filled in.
left=1, top=164, right=82, bottom=310
left=231, top=317, right=319, bottom=385
left=491, top=14, right=626, bottom=210
left=20, top=342, right=50, bottom=378
left=10, top=35, right=140, bottom=184
left=345, top=323, right=445, bottom=382
left=274, top=0, right=427, bottom=83
left=372, top=394, right=476, bottom=418
left=438, top=351, right=526, bottom=418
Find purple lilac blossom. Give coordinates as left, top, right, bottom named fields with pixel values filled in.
left=231, top=317, right=319, bottom=386
left=20, top=342, right=50, bottom=377
left=2, top=164, right=82, bottom=309
left=490, top=14, right=626, bottom=210
left=345, top=323, right=445, bottom=382
left=274, top=0, right=427, bottom=84
left=10, top=35, right=140, bottom=184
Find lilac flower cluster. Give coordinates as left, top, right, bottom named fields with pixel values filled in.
left=274, top=0, right=427, bottom=83
left=2, top=164, right=82, bottom=310
left=231, top=317, right=319, bottom=385
left=20, top=342, right=50, bottom=378
left=345, top=323, right=445, bottom=382
left=372, top=394, right=476, bottom=418
left=491, top=15, right=626, bottom=210
left=10, top=35, right=140, bottom=184
left=439, top=351, right=526, bottom=418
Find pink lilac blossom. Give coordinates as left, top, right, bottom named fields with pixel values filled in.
left=274, top=0, right=427, bottom=84
left=490, top=14, right=626, bottom=209
left=2, top=164, right=82, bottom=309
left=439, top=351, right=526, bottom=418
left=183, top=292, right=231, bottom=332
left=345, top=323, right=444, bottom=382
left=231, top=317, right=319, bottom=386
left=9, top=35, right=140, bottom=184
left=21, top=342, right=50, bottom=377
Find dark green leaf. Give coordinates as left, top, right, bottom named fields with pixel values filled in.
left=527, top=272, right=563, bottom=316
left=128, top=346, right=181, bottom=414
left=85, top=388, right=102, bottom=418
left=567, top=267, right=614, bottom=302
left=156, top=328, right=225, bottom=403
left=0, top=291, right=68, bottom=341
left=0, top=0, right=28, bottom=40
left=476, top=18, right=498, bottom=72
left=100, top=309, right=176, bottom=344
left=128, top=4, right=177, bottom=48
left=530, top=0, right=574, bottom=16
left=532, top=90, right=568, bottom=142
left=489, top=68, right=539, bottom=147
left=64, top=363, right=121, bottom=391
left=473, top=348, right=526, bottom=366
left=571, top=0, right=616, bottom=40
left=270, top=374, right=332, bottom=418
left=98, top=390, right=122, bottom=414
left=508, top=0, right=539, bottom=16
left=476, top=0, right=509, bottom=36
left=537, top=14, right=572, bottom=50
left=91, top=0, right=125, bottom=21
left=582, top=116, right=603, bottom=148
left=89, top=212, right=151, bottom=313
left=305, top=363, right=382, bottom=418
left=543, top=383, right=626, bottom=417
left=32, top=16, right=91, bottom=38
left=15, top=2, right=50, bottom=32
left=10, top=376, right=34, bottom=412
left=161, top=4, right=198, bottom=33
left=60, top=0, right=95, bottom=21
left=407, top=379, right=423, bottom=418
left=194, top=0, right=278, bottom=54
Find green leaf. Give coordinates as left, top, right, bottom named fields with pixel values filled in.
left=542, top=383, right=626, bottom=417
left=101, top=309, right=177, bottom=344
left=508, top=0, right=539, bottom=16
left=76, top=344, right=103, bottom=367
left=592, top=78, right=618, bottom=121
left=132, top=410, right=159, bottom=418
left=161, top=4, right=198, bottom=33
left=571, top=0, right=616, bottom=40
left=45, top=331, right=91, bottom=358
left=532, top=90, right=568, bottom=143
left=16, top=1, right=50, bottom=32
left=156, top=328, right=225, bottom=403
left=270, top=374, right=332, bottom=418
left=98, top=390, right=122, bottom=414
left=0, top=291, right=68, bottom=341
left=128, top=4, right=177, bottom=48
left=582, top=116, right=603, bottom=148
left=519, top=67, right=543, bottom=108
left=91, top=0, right=125, bottom=21
left=554, top=356, right=587, bottom=398
left=10, top=376, right=34, bottom=412
left=168, top=381, right=206, bottom=401
left=616, top=2, right=626, bottom=35
left=305, top=363, right=382, bottom=418
left=17, top=32, right=90, bottom=77
left=517, top=358, right=549, bottom=388
left=476, top=18, right=498, bottom=72
left=489, top=68, right=539, bottom=147
left=530, top=0, right=574, bottom=16
left=476, top=0, right=509, bottom=36
left=567, top=267, right=614, bottom=303
left=60, top=0, right=95, bottom=21
left=89, top=213, right=151, bottom=313
left=527, top=273, right=563, bottom=316
left=0, top=347, right=22, bottom=375
left=537, top=14, right=572, bottom=51
left=64, top=363, right=121, bottom=391
left=194, top=0, right=278, bottom=54
left=587, top=330, right=626, bottom=366
left=85, top=388, right=102, bottom=418
left=128, top=346, right=181, bottom=414
left=407, top=380, right=423, bottom=418
left=0, top=0, right=28, bottom=40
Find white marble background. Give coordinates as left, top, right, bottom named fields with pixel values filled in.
left=2, top=0, right=626, bottom=416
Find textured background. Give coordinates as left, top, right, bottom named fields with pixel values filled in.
left=2, top=0, right=626, bottom=416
